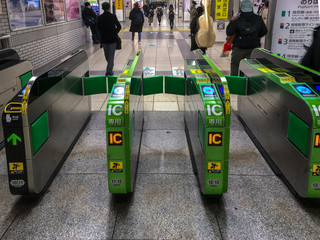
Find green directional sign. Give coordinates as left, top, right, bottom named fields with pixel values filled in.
left=7, top=133, right=21, bottom=146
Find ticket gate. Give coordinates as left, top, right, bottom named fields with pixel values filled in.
left=106, top=50, right=144, bottom=194
left=3, top=50, right=90, bottom=195
left=0, top=49, right=33, bottom=146
left=106, top=50, right=231, bottom=196
left=237, top=48, right=320, bottom=198
left=184, top=54, right=230, bottom=195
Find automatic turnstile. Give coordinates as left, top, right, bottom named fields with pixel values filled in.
left=106, top=50, right=230, bottom=196
left=106, top=50, right=143, bottom=194
left=0, top=49, right=32, bottom=145
left=184, top=53, right=230, bottom=195
left=237, top=48, right=320, bottom=198
left=3, top=50, right=90, bottom=195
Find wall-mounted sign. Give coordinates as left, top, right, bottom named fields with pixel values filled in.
left=271, top=0, right=319, bottom=63
left=215, top=0, right=229, bottom=20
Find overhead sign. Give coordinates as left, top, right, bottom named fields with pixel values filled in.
left=215, top=0, right=229, bottom=20
left=271, top=0, right=319, bottom=63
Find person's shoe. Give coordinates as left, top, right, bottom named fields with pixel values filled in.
left=105, top=72, right=114, bottom=76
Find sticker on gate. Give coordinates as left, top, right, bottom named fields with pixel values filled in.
left=208, top=162, right=221, bottom=173
left=9, top=162, right=24, bottom=174
left=110, top=161, right=123, bottom=173
left=312, top=165, right=320, bottom=176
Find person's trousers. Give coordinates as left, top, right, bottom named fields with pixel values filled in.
left=230, top=47, right=254, bottom=76
left=102, top=43, right=117, bottom=74
left=90, top=25, right=99, bottom=43
left=169, top=19, right=174, bottom=29
left=132, top=32, right=141, bottom=42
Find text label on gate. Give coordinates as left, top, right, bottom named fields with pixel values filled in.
left=108, top=132, right=123, bottom=145
left=208, top=132, right=222, bottom=146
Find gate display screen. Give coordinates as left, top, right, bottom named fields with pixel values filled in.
left=112, top=86, right=125, bottom=98
left=294, top=85, right=316, bottom=97
left=201, top=85, right=216, bottom=98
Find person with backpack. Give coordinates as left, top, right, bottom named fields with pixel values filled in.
left=301, top=25, right=320, bottom=72
left=168, top=4, right=175, bottom=30
left=156, top=5, right=163, bottom=25
left=190, top=7, right=207, bottom=54
left=82, top=2, right=99, bottom=44
left=226, top=0, right=267, bottom=76
left=129, top=2, right=144, bottom=44
left=148, top=6, right=154, bottom=25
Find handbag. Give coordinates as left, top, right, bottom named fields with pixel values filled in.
left=116, top=36, right=121, bottom=50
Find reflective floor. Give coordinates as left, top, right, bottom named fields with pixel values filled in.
left=0, top=14, right=320, bottom=240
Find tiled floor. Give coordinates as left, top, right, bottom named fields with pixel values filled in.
left=0, top=14, right=320, bottom=240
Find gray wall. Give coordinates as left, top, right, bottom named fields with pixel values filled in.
left=0, top=0, right=88, bottom=70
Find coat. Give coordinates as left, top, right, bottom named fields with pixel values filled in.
left=129, top=7, right=144, bottom=32
left=97, top=11, right=121, bottom=44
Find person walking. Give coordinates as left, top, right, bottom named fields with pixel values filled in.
left=82, top=2, right=99, bottom=44
left=168, top=4, right=175, bottom=30
left=226, top=0, right=268, bottom=76
left=129, top=2, right=144, bottom=44
left=97, top=2, right=121, bottom=76
left=148, top=6, right=154, bottom=25
left=190, top=7, right=207, bottom=54
left=156, top=5, right=163, bottom=25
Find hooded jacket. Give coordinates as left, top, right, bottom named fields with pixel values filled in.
left=129, top=7, right=144, bottom=32
left=226, top=12, right=268, bottom=49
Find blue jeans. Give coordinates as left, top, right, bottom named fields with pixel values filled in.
left=132, top=32, right=141, bottom=42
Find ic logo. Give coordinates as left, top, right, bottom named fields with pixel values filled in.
left=108, top=132, right=123, bottom=145
left=208, top=132, right=222, bottom=146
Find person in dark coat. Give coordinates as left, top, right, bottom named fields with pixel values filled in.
left=129, top=2, right=144, bottom=44
left=82, top=2, right=99, bottom=44
left=97, top=2, right=121, bottom=76
left=226, top=0, right=267, bottom=76
left=301, top=26, right=320, bottom=72
left=190, top=7, right=207, bottom=54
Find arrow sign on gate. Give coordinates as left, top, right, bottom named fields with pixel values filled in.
left=7, top=133, right=21, bottom=146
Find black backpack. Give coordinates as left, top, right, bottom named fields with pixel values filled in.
left=133, top=12, right=143, bottom=25
left=84, top=15, right=95, bottom=26
left=236, top=15, right=261, bottom=48
left=157, top=8, right=163, bottom=17
left=169, top=10, right=174, bottom=20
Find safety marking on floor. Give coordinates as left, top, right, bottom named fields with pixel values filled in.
left=147, top=45, right=156, bottom=47
left=208, top=162, right=221, bottom=173
left=110, top=162, right=123, bottom=173
left=144, top=67, right=155, bottom=76
left=172, top=67, right=184, bottom=76
left=312, top=165, right=320, bottom=176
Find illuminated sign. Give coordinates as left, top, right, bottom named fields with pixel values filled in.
left=4, top=102, right=22, bottom=113
left=219, top=86, right=224, bottom=95
left=108, top=132, right=123, bottom=145
left=107, top=105, right=123, bottom=116
left=315, top=133, right=320, bottom=147
left=111, top=86, right=125, bottom=97
left=201, top=85, right=216, bottom=98
left=207, top=105, right=223, bottom=116
left=294, top=85, right=316, bottom=97
left=208, top=132, right=222, bottom=146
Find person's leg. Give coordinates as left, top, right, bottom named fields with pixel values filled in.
left=138, top=32, right=141, bottom=42
left=90, top=25, right=98, bottom=43
left=102, top=43, right=110, bottom=74
left=132, top=32, right=135, bottom=41
left=106, top=43, right=117, bottom=74
left=230, top=47, right=246, bottom=76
